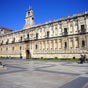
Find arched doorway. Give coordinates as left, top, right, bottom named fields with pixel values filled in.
left=26, top=50, right=30, bottom=59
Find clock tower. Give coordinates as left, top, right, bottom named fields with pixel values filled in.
left=24, top=7, right=34, bottom=29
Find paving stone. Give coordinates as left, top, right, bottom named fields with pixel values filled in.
left=60, top=77, right=88, bottom=88
left=0, top=59, right=88, bottom=88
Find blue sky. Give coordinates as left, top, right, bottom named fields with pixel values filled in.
left=0, top=0, right=88, bottom=30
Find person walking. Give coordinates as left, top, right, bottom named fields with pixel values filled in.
left=83, top=54, right=86, bottom=63
left=80, top=54, right=83, bottom=64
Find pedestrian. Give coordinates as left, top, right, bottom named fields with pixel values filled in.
left=83, top=54, right=86, bottom=63
left=80, top=54, right=83, bottom=64
left=0, top=61, right=2, bottom=65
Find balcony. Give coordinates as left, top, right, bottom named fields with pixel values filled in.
left=62, top=32, right=68, bottom=36
left=12, top=40, right=15, bottom=44
left=6, top=41, right=9, bottom=44
left=19, top=40, right=22, bottom=43
left=79, top=29, right=86, bottom=34
left=24, top=37, right=30, bottom=42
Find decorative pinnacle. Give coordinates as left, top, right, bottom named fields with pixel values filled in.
left=28, top=5, right=32, bottom=10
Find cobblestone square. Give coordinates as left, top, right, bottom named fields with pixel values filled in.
left=0, top=59, right=88, bottom=88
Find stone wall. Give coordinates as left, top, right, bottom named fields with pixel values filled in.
left=0, top=11, right=88, bottom=59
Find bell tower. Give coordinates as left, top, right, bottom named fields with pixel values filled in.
left=24, top=7, right=34, bottom=29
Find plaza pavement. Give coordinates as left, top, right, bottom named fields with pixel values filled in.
left=0, top=59, right=88, bottom=88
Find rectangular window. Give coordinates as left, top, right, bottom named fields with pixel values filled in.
left=64, top=28, right=68, bottom=35
left=36, top=33, right=38, bottom=39
left=81, top=25, right=85, bottom=29
left=47, top=31, right=49, bottom=38
left=81, top=25, right=86, bottom=33
left=27, top=34, right=29, bottom=39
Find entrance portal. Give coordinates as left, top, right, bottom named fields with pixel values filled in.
left=26, top=50, right=30, bottom=59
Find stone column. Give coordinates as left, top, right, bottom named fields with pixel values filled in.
left=41, top=41, right=43, bottom=50
left=58, top=39, right=62, bottom=49
left=39, top=42, right=42, bottom=50
left=53, top=40, right=55, bottom=50
left=55, top=39, right=58, bottom=49
left=51, top=40, right=53, bottom=50
left=46, top=40, right=49, bottom=50
left=49, top=40, right=51, bottom=50
left=42, top=41, right=45, bottom=50
left=50, top=40, right=52, bottom=50
left=74, top=37, right=79, bottom=48
left=74, top=37, right=79, bottom=53
left=69, top=38, right=73, bottom=49
left=45, top=41, right=47, bottom=50
left=78, top=37, right=82, bottom=50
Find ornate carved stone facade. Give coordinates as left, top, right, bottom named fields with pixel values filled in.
left=0, top=8, right=88, bottom=59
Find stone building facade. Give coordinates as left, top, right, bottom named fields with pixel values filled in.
left=0, top=8, right=88, bottom=59
left=0, top=27, right=13, bottom=35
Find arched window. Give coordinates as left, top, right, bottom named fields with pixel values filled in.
left=35, top=44, right=38, bottom=50
left=28, top=12, right=30, bottom=15
left=64, top=42, right=67, bottom=48
left=32, top=17, right=34, bottom=20
left=82, top=40, right=85, bottom=47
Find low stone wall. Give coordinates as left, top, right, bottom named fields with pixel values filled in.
left=32, top=53, right=83, bottom=58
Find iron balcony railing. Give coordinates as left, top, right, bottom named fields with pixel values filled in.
left=62, top=32, right=68, bottom=36
left=79, top=29, right=86, bottom=34
left=24, top=37, right=30, bottom=42
left=19, top=40, right=22, bottom=43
